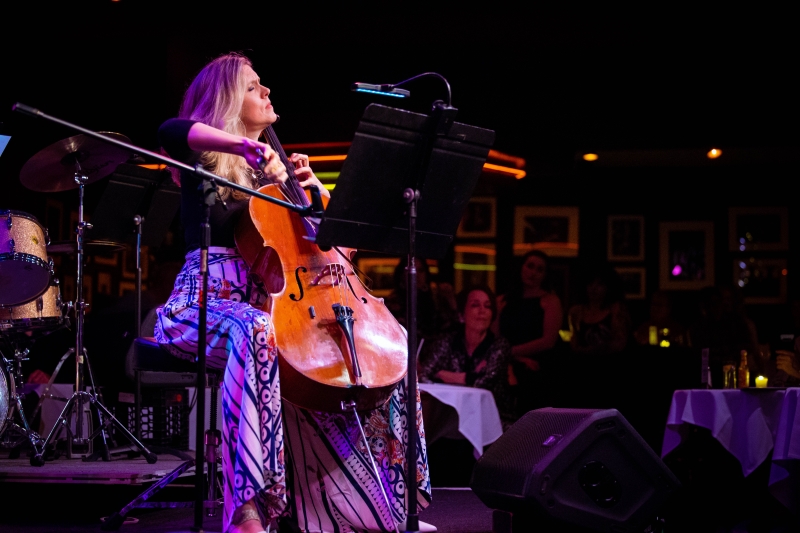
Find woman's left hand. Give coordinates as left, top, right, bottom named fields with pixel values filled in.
left=290, top=153, right=330, bottom=198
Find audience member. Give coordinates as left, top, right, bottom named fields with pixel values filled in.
left=419, top=284, right=515, bottom=429
left=688, top=284, right=761, bottom=384
left=633, top=290, right=687, bottom=347
left=385, top=257, right=459, bottom=341
left=568, top=263, right=631, bottom=357
left=495, top=250, right=563, bottom=416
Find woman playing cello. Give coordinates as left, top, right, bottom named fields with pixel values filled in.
left=155, top=52, right=431, bottom=533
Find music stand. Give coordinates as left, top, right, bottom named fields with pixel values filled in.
left=316, top=103, right=494, bottom=532
left=91, top=163, right=181, bottom=335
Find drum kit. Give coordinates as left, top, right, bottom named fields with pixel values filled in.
left=0, top=132, right=154, bottom=465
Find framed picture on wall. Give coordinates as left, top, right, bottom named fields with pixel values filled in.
left=607, top=215, right=645, bottom=261
left=454, top=244, right=496, bottom=293
left=356, top=257, right=401, bottom=298
left=659, top=221, right=715, bottom=290
left=457, top=197, right=496, bottom=238
left=513, top=206, right=579, bottom=257
left=728, top=207, right=789, bottom=252
left=615, top=267, right=646, bottom=299
left=732, top=257, right=788, bottom=304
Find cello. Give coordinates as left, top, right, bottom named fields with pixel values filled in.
left=235, top=126, right=408, bottom=412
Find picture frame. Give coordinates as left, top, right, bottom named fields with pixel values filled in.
left=457, top=197, right=497, bottom=238
left=356, top=257, right=401, bottom=298
left=607, top=215, right=645, bottom=261
left=454, top=244, right=496, bottom=293
left=513, top=206, right=579, bottom=257
left=728, top=207, right=789, bottom=252
left=659, top=221, right=715, bottom=290
left=732, top=257, right=788, bottom=304
left=615, top=267, right=646, bottom=300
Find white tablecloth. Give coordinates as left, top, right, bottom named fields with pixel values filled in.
left=418, top=382, right=503, bottom=457
left=661, top=388, right=800, bottom=511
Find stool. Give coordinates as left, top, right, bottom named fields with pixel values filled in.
left=102, top=310, right=223, bottom=531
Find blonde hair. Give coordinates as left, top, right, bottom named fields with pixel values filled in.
left=178, top=52, right=257, bottom=200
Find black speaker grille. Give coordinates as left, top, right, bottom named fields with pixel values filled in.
left=471, top=408, right=599, bottom=499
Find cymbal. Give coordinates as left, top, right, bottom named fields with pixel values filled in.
left=46, top=240, right=127, bottom=255
left=20, top=132, right=133, bottom=192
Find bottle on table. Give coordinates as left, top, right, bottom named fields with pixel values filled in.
left=738, top=350, right=750, bottom=389
left=723, top=362, right=737, bottom=389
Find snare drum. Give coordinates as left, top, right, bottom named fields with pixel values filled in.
left=0, top=281, right=65, bottom=335
left=0, top=210, right=52, bottom=307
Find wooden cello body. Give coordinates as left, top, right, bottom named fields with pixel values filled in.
left=235, top=174, right=408, bottom=412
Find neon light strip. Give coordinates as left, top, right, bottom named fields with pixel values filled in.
left=315, top=172, right=341, bottom=179
left=483, top=163, right=526, bottom=179
left=488, top=149, right=525, bottom=168
left=308, top=154, right=524, bottom=179
left=454, top=245, right=497, bottom=255
left=308, top=155, right=348, bottom=162
left=453, top=263, right=497, bottom=271
left=513, top=242, right=579, bottom=251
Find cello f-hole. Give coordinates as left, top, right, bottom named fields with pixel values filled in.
left=345, top=275, right=368, bottom=304
left=289, top=266, right=308, bottom=301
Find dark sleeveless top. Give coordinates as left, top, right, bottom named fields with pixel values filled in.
left=499, top=296, right=545, bottom=348
left=158, top=118, right=250, bottom=252
left=574, top=311, right=614, bottom=350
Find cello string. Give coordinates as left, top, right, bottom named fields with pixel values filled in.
left=263, top=126, right=349, bottom=308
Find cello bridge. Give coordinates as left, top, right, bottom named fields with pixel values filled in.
left=310, top=263, right=348, bottom=287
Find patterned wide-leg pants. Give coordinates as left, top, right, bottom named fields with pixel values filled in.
left=155, top=247, right=430, bottom=532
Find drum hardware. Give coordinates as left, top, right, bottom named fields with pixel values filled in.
left=0, top=346, right=43, bottom=454
left=46, top=240, right=126, bottom=255
left=22, top=140, right=156, bottom=467
left=19, top=131, right=133, bottom=193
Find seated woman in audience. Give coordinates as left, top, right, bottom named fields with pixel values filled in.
left=495, top=250, right=563, bottom=416
left=633, top=290, right=687, bottom=347
left=568, top=263, right=631, bottom=357
left=419, top=284, right=516, bottom=429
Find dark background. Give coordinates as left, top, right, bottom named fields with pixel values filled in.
left=1, top=6, right=798, bottom=380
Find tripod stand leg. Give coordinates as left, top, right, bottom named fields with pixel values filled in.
left=31, top=391, right=84, bottom=466
left=92, top=399, right=157, bottom=464
left=30, top=348, right=73, bottom=423
left=84, top=400, right=111, bottom=462
left=82, top=348, right=112, bottom=462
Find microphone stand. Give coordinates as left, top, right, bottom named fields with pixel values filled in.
left=356, top=73, right=457, bottom=533
left=12, top=103, right=322, bottom=532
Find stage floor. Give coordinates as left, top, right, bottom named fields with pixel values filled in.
left=0, top=452, right=494, bottom=533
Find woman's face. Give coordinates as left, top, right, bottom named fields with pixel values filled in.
left=586, top=278, right=608, bottom=304
left=241, top=65, right=278, bottom=136
left=462, top=290, right=494, bottom=332
left=521, top=255, right=547, bottom=289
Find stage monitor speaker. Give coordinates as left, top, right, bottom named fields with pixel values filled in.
left=470, top=408, right=680, bottom=532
